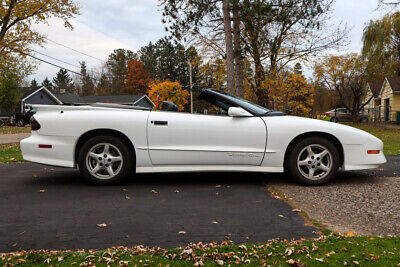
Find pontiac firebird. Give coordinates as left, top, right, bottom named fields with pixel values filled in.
left=21, top=89, right=386, bottom=185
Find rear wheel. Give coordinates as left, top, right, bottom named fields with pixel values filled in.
left=78, top=135, right=134, bottom=185
left=286, top=136, right=340, bottom=185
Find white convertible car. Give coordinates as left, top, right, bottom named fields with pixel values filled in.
left=21, top=89, right=386, bottom=185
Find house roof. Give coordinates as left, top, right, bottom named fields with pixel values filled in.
left=367, top=82, right=383, bottom=98
left=21, top=87, right=63, bottom=104
left=54, top=93, right=84, bottom=104
left=385, top=77, right=400, bottom=93
left=81, top=95, right=146, bottom=104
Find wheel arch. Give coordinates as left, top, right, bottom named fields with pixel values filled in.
left=284, top=131, right=344, bottom=169
left=74, top=129, right=136, bottom=168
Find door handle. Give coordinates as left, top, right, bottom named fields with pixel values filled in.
left=152, top=120, right=168, bottom=126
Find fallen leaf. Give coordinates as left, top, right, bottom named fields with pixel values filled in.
left=353, top=261, right=359, bottom=265
left=193, top=260, right=204, bottom=266
left=315, top=258, right=324, bottom=262
left=182, top=248, right=192, bottom=254
left=125, top=196, right=131, bottom=200
left=346, top=231, right=356, bottom=237
left=286, top=259, right=296, bottom=265
left=33, top=174, right=38, bottom=178
left=278, top=214, right=285, bottom=218
left=97, top=223, right=107, bottom=228
left=285, top=247, right=295, bottom=256
left=212, top=221, right=219, bottom=224
left=178, top=231, right=186, bottom=235
left=216, top=185, right=222, bottom=188
left=122, top=188, right=128, bottom=192
left=239, top=245, right=247, bottom=251
left=216, top=192, right=220, bottom=196
left=151, top=190, right=159, bottom=194
left=44, top=258, right=51, bottom=264
left=215, top=259, right=224, bottom=266
left=292, top=209, right=301, bottom=212
left=58, top=257, right=64, bottom=262
left=174, top=190, right=179, bottom=193
left=38, top=189, right=46, bottom=193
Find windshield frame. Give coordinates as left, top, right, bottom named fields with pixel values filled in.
left=199, top=89, right=270, bottom=116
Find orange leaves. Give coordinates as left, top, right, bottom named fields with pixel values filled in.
left=149, top=80, right=189, bottom=111
left=262, top=71, right=314, bottom=117
left=124, top=59, right=152, bottom=95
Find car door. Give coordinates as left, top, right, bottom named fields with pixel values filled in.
left=147, top=111, right=267, bottom=166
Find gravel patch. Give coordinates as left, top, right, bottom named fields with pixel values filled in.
left=266, top=172, right=400, bottom=236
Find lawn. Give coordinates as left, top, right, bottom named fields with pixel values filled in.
left=0, top=144, right=24, bottom=163
left=347, top=124, right=400, bottom=155
left=0, top=126, right=31, bottom=135
left=1, top=235, right=399, bottom=266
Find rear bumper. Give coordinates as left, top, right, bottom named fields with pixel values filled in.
left=20, top=132, right=76, bottom=168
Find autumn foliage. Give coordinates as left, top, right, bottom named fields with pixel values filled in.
left=124, top=59, right=152, bottom=94
left=263, top=72, right=314, bottom=117
left=149, top=81, right=189, bottom=111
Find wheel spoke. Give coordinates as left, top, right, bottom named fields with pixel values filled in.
left=308, top=168, right=315, bottom=179
left=298, top=159, right=309, bottom=166
left=318, top=163, right=330, bottom=172
left=91, top=164, right=101, bottom=174
left=103, top=144, right=110, bottom=154
left=106, top=166, right=115, bottom=176
left=316, top=150, right=328, bottom=159
left=88, top=152, right=100, bottom=159
left=306, top=146, right=314, bottom=157
left=110, top=156, right=122, bottom=162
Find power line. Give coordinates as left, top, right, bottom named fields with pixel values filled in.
left=1, top=43, right=84, bottom=77
left=33, top=50, right=81, bottom=69
left=46, top=38, right=106, bottom=63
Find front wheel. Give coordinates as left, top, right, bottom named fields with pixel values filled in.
left=286, top=137, right=340, bottom=185
left=78, top=135, right=134, bottom=185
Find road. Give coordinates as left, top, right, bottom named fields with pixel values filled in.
left=0, top=156, right=398, bottom=252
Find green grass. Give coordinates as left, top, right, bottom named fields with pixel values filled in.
left=0, top=144, right=24, bottom=163
left=346, top=124, right=400, bottom=155
left=1, top=235, right=399, bottom=266
left=0, top=126, right=31, bottom=135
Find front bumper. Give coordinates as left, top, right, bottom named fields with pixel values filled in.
left=20, top=132, right=76, bottom=168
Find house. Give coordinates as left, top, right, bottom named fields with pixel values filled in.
left=364, top=82, right=383, bottom=121
left=363, top=77, right=400, bottom=122
left=1, top=87, right=155, bottom=118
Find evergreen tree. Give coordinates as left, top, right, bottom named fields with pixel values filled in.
left=41, top=77, right=54, bottom=91
left=52, top=69, right=74, bottom=94
left=30, top=79, right=40, bottom=90
left=105, top=49, right=136, bottom=94
left=294, top=63, right=303, bottom=76
left=79, top=61, right=95, bottom=96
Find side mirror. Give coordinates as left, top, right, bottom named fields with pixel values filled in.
left=228, top=107, right=252, bottom=117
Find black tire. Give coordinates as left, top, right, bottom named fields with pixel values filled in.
left=330, top=117, right=338, bottom=123
left=78, top=135, right=134, bottom=185
left=360, top=117, right=368, bottom=124
left=285, top=136, right=340, bottom=186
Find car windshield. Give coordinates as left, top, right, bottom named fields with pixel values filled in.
left=214, top=91, right=271, bottom=115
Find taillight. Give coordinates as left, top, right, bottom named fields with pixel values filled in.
left=30, top=117, right=41, bottom=131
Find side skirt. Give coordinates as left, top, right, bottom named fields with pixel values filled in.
left=136, top=165, right=284, bottom=174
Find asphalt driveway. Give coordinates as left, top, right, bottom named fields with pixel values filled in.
left=0, top=163, right=316, bottom=252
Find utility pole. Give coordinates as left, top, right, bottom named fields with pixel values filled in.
left=188, top=60, right=194, bottom=113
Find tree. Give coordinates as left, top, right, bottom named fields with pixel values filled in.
left=41, top=77, right=54, bottom=91
left=124, top=59, right=151, bottom=95
left=30, top=79, right=39, bottom=90
left=160, top=0, right=243, bottom=96
left=53, top=69, right=74, bottom=93
left=0, top=68, right=22, bottom=111
left=314, top=54, right=370, bottom=123
left=105, top=49, right=136, bottom=94
left=362, top=12, right=400, bottom=81
left=148, top=80, right=189, bottom=111
left=294, top=63, right=303, bottom=75
left=137, top=39, right=200, bottom=89
left=79, top=61, right=95, bottom=96
left=262, top=71, right=314, bottom=117
left=0, top=0, right=79, bottom=57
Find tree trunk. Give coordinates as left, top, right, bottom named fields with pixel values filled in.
left=222, top=0, right=235, bottom=95
left=233, top=0, right=244, bottom=97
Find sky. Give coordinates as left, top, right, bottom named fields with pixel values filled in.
left=29, top=0, right=388, bottom=82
